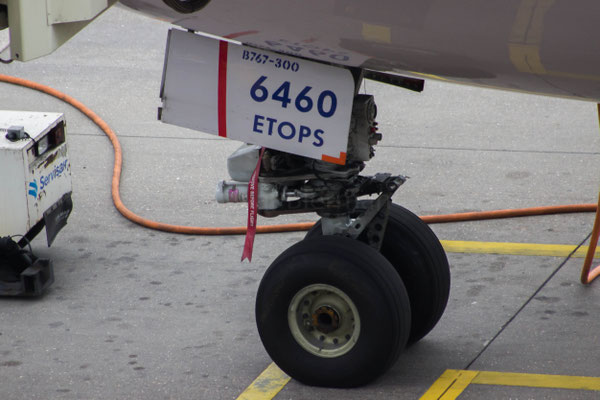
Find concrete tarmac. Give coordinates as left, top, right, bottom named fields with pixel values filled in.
left=1, top=5, right=600, bottom=400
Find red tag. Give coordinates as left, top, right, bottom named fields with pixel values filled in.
left=241, top=148, right=265, bottom=262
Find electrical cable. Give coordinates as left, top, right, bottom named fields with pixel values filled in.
left=0, top=73, right=596, bottom=235
left=0, top=43, right=13, bottom=64
left=9, top=234, right=35, bottom=257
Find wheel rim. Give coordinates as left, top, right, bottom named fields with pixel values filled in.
left=288, top=283, right=361, bottom=358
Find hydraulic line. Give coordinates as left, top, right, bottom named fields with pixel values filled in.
left=0, top=73, right=596, bottom=235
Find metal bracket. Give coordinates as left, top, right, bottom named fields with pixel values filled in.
left=0, top=237, right=54, bottom=296
left=322, top=174, right=405, bottom=251
left=356, top=199, right=391, bottom=251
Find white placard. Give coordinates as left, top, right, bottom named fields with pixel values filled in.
left=161, top=30, right=355, bottom=165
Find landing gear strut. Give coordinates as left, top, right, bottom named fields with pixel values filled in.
left=218, top=71, right=450, bottom=386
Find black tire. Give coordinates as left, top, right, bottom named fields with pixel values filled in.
left=162, top=0, right=211, bottom=14
left=306, top=202, right=450, bottom=344
left=256, top=236, right=411, bottom=387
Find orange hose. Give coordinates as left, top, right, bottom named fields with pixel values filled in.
left=581, top=189, right=600, bottom=283
left=420, top=204, right=596, bottom=224
left=579, top=104, right=600, bottom=284
left=0, top=73, right=596, bottom=235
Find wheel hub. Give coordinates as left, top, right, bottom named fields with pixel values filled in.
left=312, top=306, right=340, bottom=334
left=288, top=283, right=361, bottom=358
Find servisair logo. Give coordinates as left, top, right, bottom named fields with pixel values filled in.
left=28, top=179, right=38, bottom=198
left=27, top=159, right=69, bottom=198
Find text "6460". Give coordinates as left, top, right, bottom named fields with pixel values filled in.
left=250, top=76, right=338, bottom=118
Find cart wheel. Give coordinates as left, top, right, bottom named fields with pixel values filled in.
left=256, top=235, right=411, bottom=387
left=306, top=201, right=450, bottom=344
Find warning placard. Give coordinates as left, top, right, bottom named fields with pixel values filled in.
left=160, top=29, right=354, bottom=165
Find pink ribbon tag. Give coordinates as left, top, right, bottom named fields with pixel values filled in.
left=241, top=148, right=265, bottom=262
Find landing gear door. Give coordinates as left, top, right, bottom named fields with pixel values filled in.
left=160, top=29, right=355, bottom=165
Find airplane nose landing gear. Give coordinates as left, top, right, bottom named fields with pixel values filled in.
left=160, top=31, right=449, bottom=386
left=220, top=75, right=450, bottom=386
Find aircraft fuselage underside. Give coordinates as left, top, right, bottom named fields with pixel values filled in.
left=123, top=0, right=600, bottom=103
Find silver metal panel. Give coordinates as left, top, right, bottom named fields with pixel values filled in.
left=160, top=29, right=220, bottom=134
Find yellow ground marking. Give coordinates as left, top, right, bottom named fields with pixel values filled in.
left=510, top=0, right=555, bottom=45
left=438, top=370, right=479, bottom=400
left=509, top=0, right=553, bottom=74
left=508, top=44, right=546, bottom=74
left=509, top=0, right=536, bottom=43
left=421, top=369, right=600, bottom=399
left=473, top=371, right=600, bottom=390
left=407, top=71, right=451, bottom=82
left=419, top=370, right=461, bottom=400
left=235, top=363, right=290, bottom=400
left=508, top=45, right=600, bottom=81
left=525, top=0, right=555, bottom=45
left=361, top=23, right=392, bottom=43
left=419, top=370, right=478, bottom=400
left=545, top=70, right=600, bottom=83
left=440, top=240, right=600, bottom=258
left=509, top=0, right=600, bottom=81
left=411, top=0, right=599, bottom=86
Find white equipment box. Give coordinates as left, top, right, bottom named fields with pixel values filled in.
left=0, top=110, right=72, bottom=246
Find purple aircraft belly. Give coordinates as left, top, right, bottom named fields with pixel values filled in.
left=120, top=0, right=600, bottom=102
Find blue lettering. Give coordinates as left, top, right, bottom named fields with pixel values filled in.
left=298, top=125, right=311, bottom=143
left=265, top=41, right=281, bottom=47
left=330, top=54, right=350, bottom=62
left=253, top=114, right=264, bottom=133
left=313, top=129, right=324, bottom=147
left=278, top=122, right=295, bottom=140
left=253, top=116, right=327, bottom=149
left=308, top=49, right=327, bottom=58
left=266, top=118, right=277, bottom=136
left=38, top=159, right=69, bottom=191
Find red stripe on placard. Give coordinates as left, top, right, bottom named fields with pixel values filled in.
left=218, top=41, right=228, bottom=138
